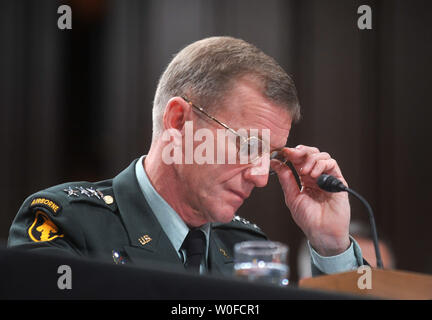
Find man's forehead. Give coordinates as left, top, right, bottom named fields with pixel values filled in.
left=220, top=77, right=291, bottom=118
left=216, top=99, right=292, bottom=149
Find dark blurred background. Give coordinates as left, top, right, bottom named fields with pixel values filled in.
left=1, top=0, right=431, bottom=283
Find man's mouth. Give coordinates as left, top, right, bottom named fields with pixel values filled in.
left=229, top=189, right=250, bottom=200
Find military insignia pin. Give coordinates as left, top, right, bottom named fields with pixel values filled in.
left=219, top=248, right=229, bottom=258
left=77, top=186, right=91, bottom=197
left=112, top=250, right=128, bottom=265
left=63, top=187, right=79, bottom=197
left=138, top=234, right=152, bottom=246
left=233, top=215, right=260, bottom=230
left=103, top=195, right=114, bottom=205
left=86, top=187, right=101, bottom=199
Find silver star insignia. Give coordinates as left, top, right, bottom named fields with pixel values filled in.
left=76, top=186, right=91, bottom=197
left=233, top=216, right=248, bottom=224
left=233, top=216, right=260, bottom=230
left=86, top=187, right=101, bottom=199
left=96, top=189, right=104, bottom=198
left=63, top=186, right=79, bottom=197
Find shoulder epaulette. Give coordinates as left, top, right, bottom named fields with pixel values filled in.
left=231, top=215, right=261, bottom=230
left=58, top=182, right=117, bottom=211
left=212, top=215, right=265, bottom=236
left=30, top=181, right=117, bottom=215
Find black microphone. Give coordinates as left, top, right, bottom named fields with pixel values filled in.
left=317, top=174, right=384, bottom=269
left=317, top=174, right=348, bottom=192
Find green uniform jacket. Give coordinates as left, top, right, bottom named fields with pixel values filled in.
left=7, top=159, right=267, bottom=277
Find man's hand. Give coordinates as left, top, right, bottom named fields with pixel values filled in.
left=270, top=145, right=351, bottom=256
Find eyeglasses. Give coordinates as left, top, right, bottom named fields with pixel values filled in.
left=181, top=96, right=289, bottom=175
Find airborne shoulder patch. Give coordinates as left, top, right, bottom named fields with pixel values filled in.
left=30, top=197, right=62, bottom=216
left=28, top=210, right=64, bottom=242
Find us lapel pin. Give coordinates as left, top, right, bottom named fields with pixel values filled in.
left=138, top=234, right=152, bottom=246
left=219, top=248, right=229, bottom=258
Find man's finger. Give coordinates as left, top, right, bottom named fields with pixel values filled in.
left=281, top=145, right=320, bottom=165
left=270, top=159, right=300, bottom=206
left=298, top=152, right=331, bottom=176
left=310, top=158, right=342, bottom=179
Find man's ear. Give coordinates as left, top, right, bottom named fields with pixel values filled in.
left=162, top=97, right=193, bottom=135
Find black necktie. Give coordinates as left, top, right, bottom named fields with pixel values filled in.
left=182, top=229, right=206, bottom=273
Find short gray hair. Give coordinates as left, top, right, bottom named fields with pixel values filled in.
left=152, top=36, right=301, bottom=139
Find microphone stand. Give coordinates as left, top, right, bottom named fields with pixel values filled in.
left=345, top=187, right=383, bottom=269
left=317, top=174, right=384, bottom=269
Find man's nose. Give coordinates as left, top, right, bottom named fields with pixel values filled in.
left=243, top=165, right=269, bottom=188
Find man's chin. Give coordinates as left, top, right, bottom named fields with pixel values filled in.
left=218, top=214, right=235, bottom=224
left=205, top=198, right=243, bottom=223
left=210, top=206, right=237, bottom=224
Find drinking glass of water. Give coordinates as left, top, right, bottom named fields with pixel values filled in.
left=234, top=241, right=289, bottom=286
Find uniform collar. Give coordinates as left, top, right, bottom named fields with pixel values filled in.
left=112, top=159, right=181, bottom=266
left=135, top=155, right=210, bottom=260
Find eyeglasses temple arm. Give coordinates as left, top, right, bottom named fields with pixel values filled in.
left=183, top=97, right=245, bottom=141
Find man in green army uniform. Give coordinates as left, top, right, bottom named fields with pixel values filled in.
left=8, top=37, right=364, bottom=277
